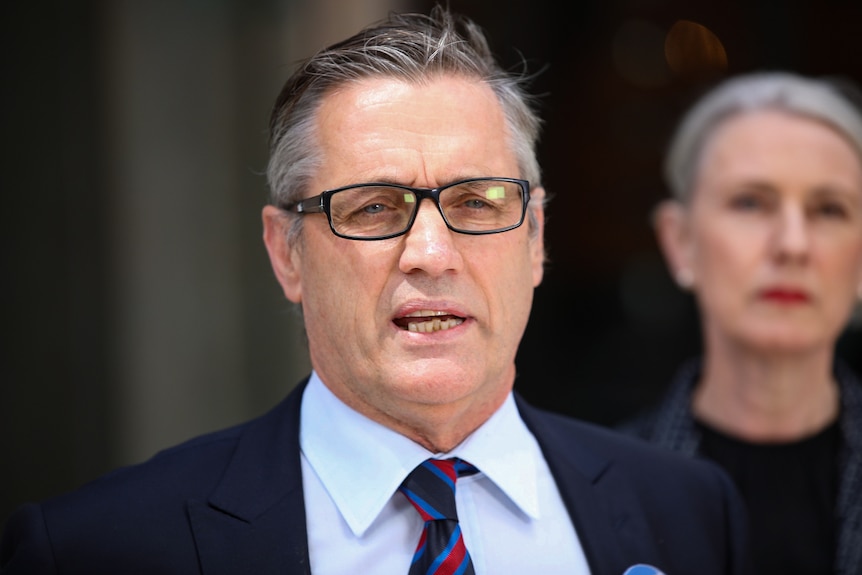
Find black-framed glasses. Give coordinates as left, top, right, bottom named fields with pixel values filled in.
left=281, top=177, right=531, bottom=241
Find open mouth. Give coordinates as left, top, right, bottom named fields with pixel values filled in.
left=393, top=310, right=466, bottom=332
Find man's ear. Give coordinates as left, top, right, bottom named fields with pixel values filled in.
left=528, top=186, right=546, bottom=288
left=262, top=205, right=303, bottom=303
left=653, top=199, right=696, bottom=290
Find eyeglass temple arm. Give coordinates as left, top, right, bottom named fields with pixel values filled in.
left=285, top=195, right=325, bottom=214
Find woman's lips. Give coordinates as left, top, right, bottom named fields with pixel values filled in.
left=760, top=288, right=810, bottom=303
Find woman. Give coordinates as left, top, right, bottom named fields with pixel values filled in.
left=619, top=71, right=862, bottom=574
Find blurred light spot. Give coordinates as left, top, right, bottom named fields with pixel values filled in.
left=664, top=20, right=728, bottom=77
left=613, top=20, right=670, bottom=88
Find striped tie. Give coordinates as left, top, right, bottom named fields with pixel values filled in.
left=399, top=458, right=477, bottom=575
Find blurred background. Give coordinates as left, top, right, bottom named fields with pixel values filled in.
left=3, top=0, right=861, bottom=525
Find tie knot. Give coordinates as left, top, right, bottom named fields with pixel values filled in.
left=400, top=458, right=478, bottom=575
left=399, top=458, right=475, bottom=522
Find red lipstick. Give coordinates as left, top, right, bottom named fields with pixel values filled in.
left=760, top=288, right=810, bottom=303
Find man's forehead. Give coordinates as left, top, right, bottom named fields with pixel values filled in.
left=313, top=76, right=515, bottom=186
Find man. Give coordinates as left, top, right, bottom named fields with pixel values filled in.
left=1, top=6, right=752, bottom=574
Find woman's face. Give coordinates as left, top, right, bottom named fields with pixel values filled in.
left=662, top=109, right=862, bottom=355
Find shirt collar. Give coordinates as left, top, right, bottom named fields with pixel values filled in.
left=300, top=372, right=542, bottom=536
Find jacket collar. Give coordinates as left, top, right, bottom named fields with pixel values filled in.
left=187, top=380, right=634, bottom=575
left=514, top=392, right=626, bottom=575
left=191, top=377, right=312, bottom=575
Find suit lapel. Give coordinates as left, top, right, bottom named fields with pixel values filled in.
left=190, top=378, right=312, bottom=575
left=515, top=393, right=627, bottom=575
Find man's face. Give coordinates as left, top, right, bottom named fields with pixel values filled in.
left=263, top=75, right=544, bottom=436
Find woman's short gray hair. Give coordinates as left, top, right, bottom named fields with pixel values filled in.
left=266, top=5, right=544, bottom=245
left=665, top=71, right=862, bottom=202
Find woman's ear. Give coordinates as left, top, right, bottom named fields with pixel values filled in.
left=653, top=199, right=695, bottom=290
left=262, top=205, right=303, bottom=303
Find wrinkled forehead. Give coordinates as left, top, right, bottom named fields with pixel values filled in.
left=313, top=76, right=518, bottom=186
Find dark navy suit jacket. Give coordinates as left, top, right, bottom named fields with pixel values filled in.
left=1, top=378, right=752, bottom=574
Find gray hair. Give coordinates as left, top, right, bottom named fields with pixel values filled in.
left=665, top=71, right=862, bottom=202
left=266, top=5, right=544, bottom=245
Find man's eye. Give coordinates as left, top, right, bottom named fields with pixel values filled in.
left=362, top=203, right=387, bottom=214
left=463, top=197, right=490, bottom=209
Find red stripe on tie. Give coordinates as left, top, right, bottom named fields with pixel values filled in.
left=428, top=458, right=458, bottom=483
left=435, top=531, right=469, bottom=575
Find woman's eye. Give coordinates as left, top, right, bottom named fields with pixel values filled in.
left=729, top=194, right=765, bottom=211
left=812, top=202, right=848, bottom=219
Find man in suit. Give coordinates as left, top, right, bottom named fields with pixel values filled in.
left=1, top=6, right=753, bottom=574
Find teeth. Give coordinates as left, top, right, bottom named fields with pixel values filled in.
left=404, top=310, right=449, bottom=318
left=407, top=317, right=464, bottom=332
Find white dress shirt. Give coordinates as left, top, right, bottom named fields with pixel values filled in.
left=300, top=372, right=591, bottom=574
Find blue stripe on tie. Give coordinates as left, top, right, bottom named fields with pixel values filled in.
left=452, top=556, right=472, bottom=575
left=424, top=460, right=456, bottom=490
left=411, top=541, right=426, bottom=564
left=402, top=487, right=446, bottom=520
left=453, top=459, right=478, bottom=477
left=427, top=524, right=462, bottom=573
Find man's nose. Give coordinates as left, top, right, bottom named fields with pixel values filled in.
left=398, top=199, right=463, bottom=275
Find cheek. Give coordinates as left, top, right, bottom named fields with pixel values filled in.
left=465, top=240, right=527, bottom=301
left=503, top=243, right=542, bottom=318
left=693, top=228, right=756, bottom=280
left=690, top=228, right=761, bottom=316
left=818, top=239, right=862, bottom=294
left=300, top=261, right=376, bottom=357
left=300, top=242, right=383, bottom=313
